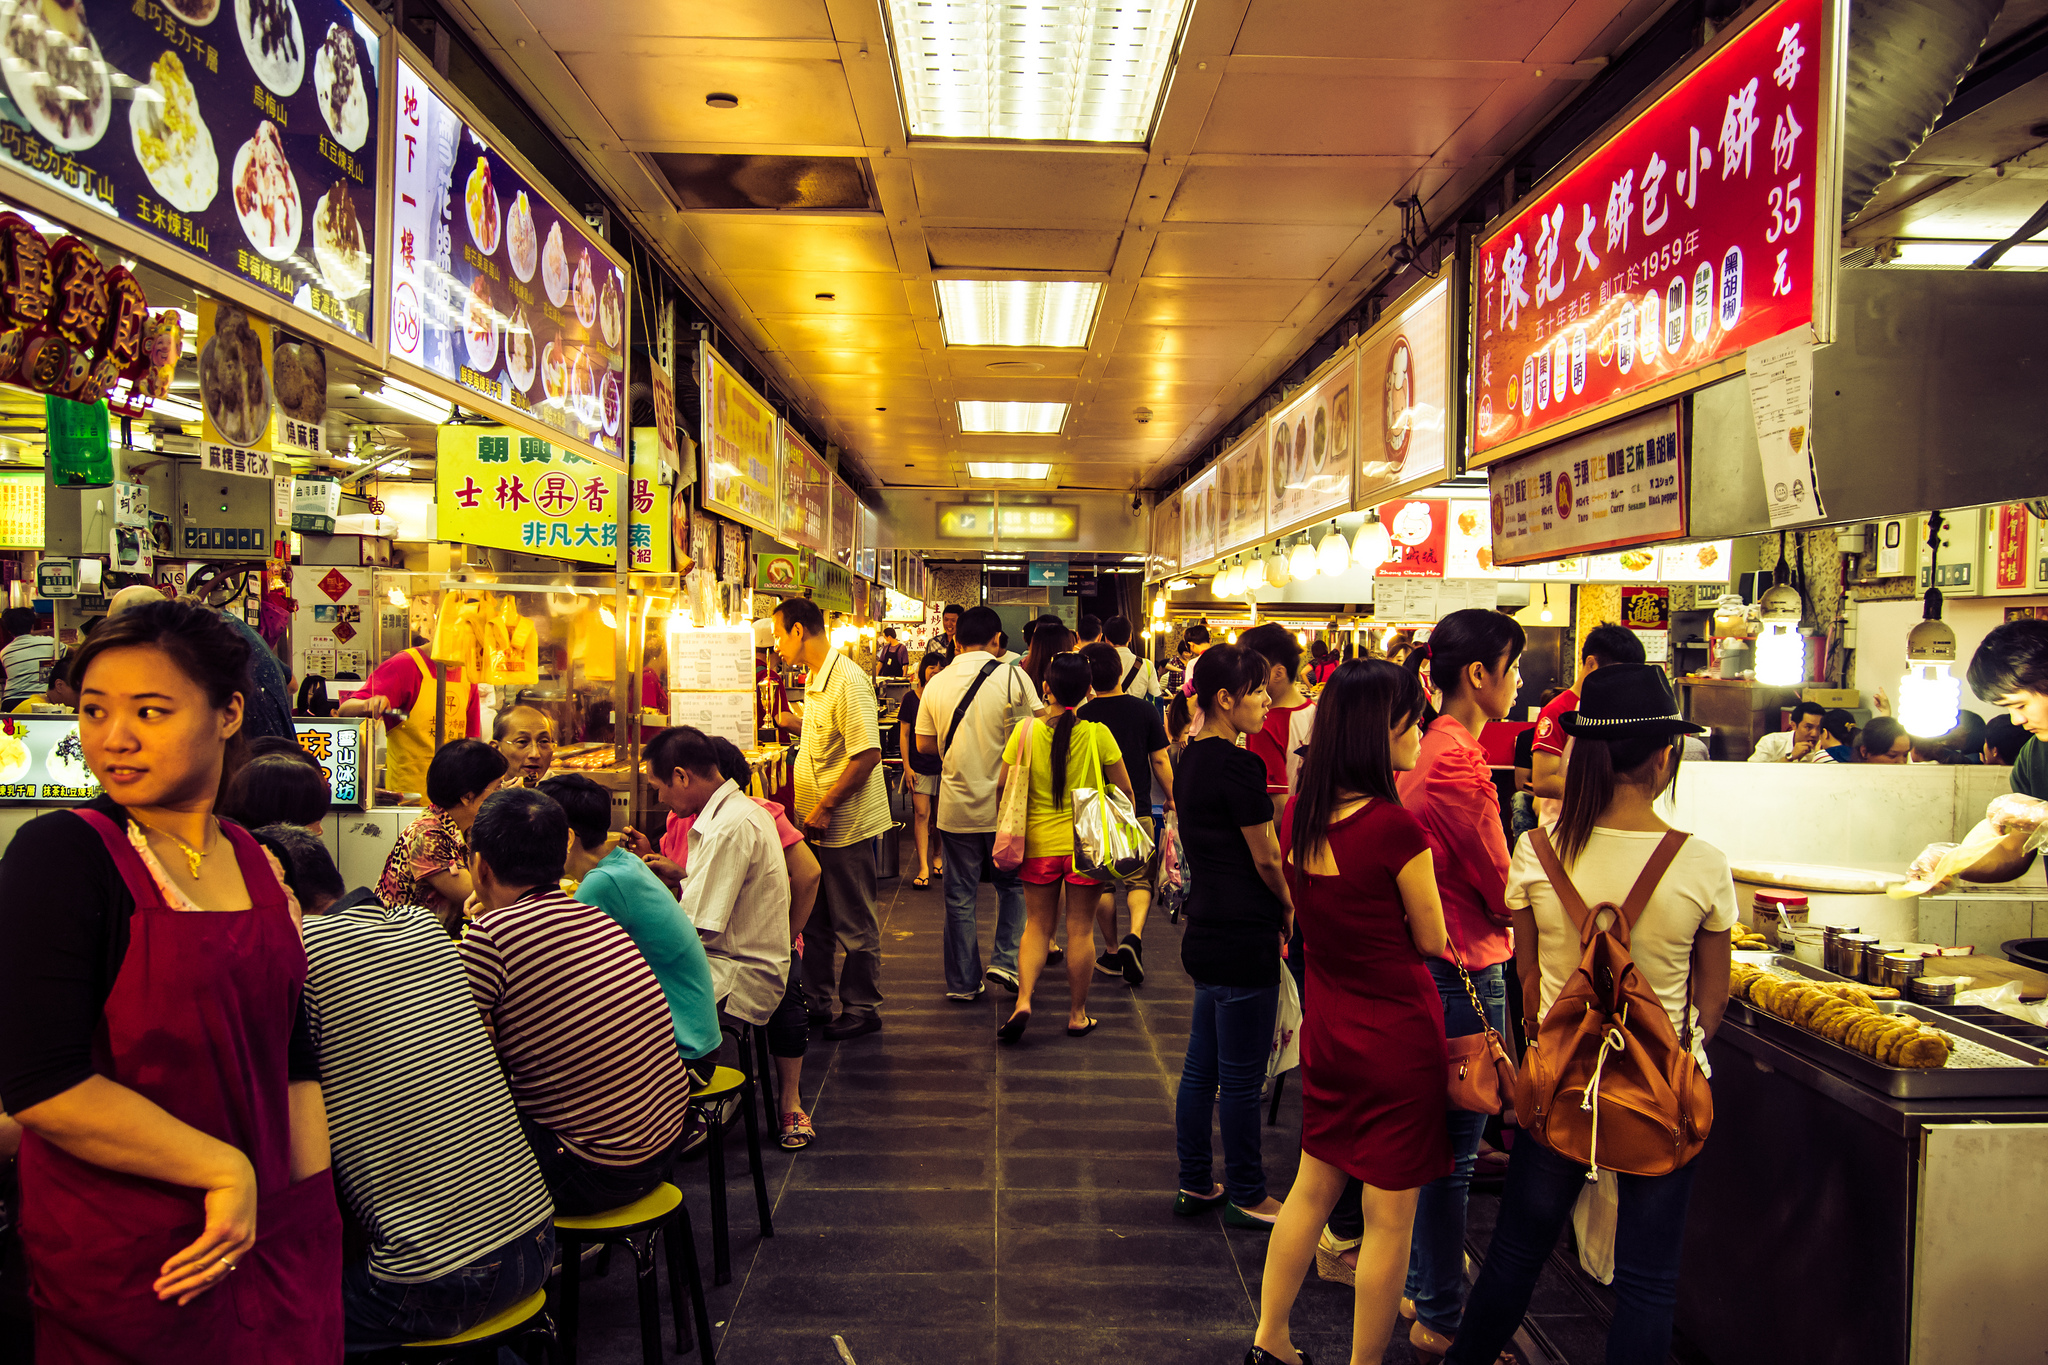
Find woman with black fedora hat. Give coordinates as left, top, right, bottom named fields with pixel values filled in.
left=1445, top=663, right=1736, bottom=1365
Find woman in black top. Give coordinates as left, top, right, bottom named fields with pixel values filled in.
left=1174, top=644, right=1295, bottom=1230
left=898, top=650, right=949, bottom=887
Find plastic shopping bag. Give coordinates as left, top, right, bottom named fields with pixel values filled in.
left=1071, top=784, right=1156, bottom=886
left=992, top=717, right=1034, bottom=872
left=1156, top=812, right=1188, bottom=921
left=1572, top=1168, right=1620, bottom=1285
left=1268, top=969, right=1303, bottom=1080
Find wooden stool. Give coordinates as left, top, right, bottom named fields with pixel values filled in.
left=688, top=1065, right=774, bottom=1286
left=555, top=1183, right=714, bottom=1365
left=389, top=1287, right=554, bottom=1363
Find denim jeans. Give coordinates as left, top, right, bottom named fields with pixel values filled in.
left=1176, top=979, right=1281, bottom=1207
left=519, top=1115, right=671, bottom=1217
left=1448, top=1139, right=1700, bottom=1365
left=1405, top=957, right=1508, bottom=1336
left=938, top=829, right=1025, bottom=994
left=341, top=1219, right=554, bottom=1350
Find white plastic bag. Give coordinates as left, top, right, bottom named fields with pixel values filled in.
left=1572, top=1168, right=1620, bottom=1285
left=1269, top=969, right=1303, bottom=1079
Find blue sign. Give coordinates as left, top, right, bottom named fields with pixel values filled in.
left=1028, top=560, right=1068, bottom=587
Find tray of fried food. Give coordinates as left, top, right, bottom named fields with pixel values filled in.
left=1737, top=972, right=1952, bottom=1069
left=1731, top=927, right=1774, bottom=952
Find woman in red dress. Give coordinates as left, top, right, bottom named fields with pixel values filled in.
left=1248, top=659, right=1451, bottom=1365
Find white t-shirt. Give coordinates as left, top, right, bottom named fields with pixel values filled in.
left=1112, top=645, right=1163, bottom=701
left=1506, top=826, right=1739, bottom=1073
left=914, top=651, right=1036, bottom=833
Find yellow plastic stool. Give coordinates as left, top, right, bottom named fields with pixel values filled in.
left=688, top=1064, right=773, bottom=1286
left=555, top=1182, right=714, bottom=1365
left=393, top=1287, right=552, bottom=1362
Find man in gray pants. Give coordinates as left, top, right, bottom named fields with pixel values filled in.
left=773, top=596, right=891, bottom=1040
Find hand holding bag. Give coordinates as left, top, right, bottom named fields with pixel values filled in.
left=1444, top=943, right=1519, bottom=1116
left=992, top=716, right=1034, bottom=872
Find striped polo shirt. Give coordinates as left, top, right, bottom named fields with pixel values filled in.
left=302, top=892, right=553, bottom=1281
left=794, top=647, right=891, bottom=848
left=460, top=886, right=690, bottom=1167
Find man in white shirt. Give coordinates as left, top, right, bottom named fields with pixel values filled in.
left=916, top=605, right=1036, bottom=999
left=1103, top=615, right=1163, bottom=703
left=1748, top=701, right=1829, bottom=762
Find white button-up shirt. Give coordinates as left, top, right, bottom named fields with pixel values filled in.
left=793, top=647, right=890, bottom=848
left=680, top=780, right=794, bottom=1025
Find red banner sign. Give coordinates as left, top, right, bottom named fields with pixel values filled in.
left=1377, top=498, right=1449, bottom=578
left=1473, top=0, right=1829, bottom=456
left=1994, top=504, right=2029, bottom=592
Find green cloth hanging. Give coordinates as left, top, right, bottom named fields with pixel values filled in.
left=46, top=395, right=112, bottom=486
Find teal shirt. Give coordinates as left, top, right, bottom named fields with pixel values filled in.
left=575, top=846, right=722, bottom=1061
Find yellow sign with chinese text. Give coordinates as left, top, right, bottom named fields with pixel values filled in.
left=629, top=428, right=672, bottom=574
left=436, top=427, right=620, bottom=565
left=699, top=344, right=780, bottom=537
left=936, top=503, right=1079, bottom=541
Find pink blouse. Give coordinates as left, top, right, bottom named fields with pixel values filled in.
left=1395, top=715, right=1513, bottom=969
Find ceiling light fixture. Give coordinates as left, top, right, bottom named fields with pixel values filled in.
left=882, top=0, right=1194, bottom=143
left=705, top=93, right=739, bottom=109
left=1753, top=582, right=1805, bottom=687
left=1888, top=239, right=2048, bottom=269
left=937, top=280, right=1102, bottom=348
left=1263, top=543, right=1290, bottom=589
left=957, top=402, right=1067, bottom=434
left=1316, top=520, right=1351, bottom=576
left=368, top=379, right=454, bottom=425
left=1289, top=537, right=1319, bottom=582
left=966, top=462, right=1050, bottom=480
left=1354, top=512, right=1392, bottom=574
left=1900, top=511, right=1962, bottom=737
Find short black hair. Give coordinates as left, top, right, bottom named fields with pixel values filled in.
left=707, top=736, right=754, bottom=788
left=1985, top=715, right=2027, bottom=765
left=0, top=607, right=37, bottom=638
left=470, top=787, right=567, bottom=888
left=644, top=725, right=722, bottom=783
left=1183, top=623, right=1210, bottom=646
left=775, top=596, right=825, bottom=637
left=1102, top=616, right=1133, bottom=647
left=1191, top=643, right=1269, bottom=717
left=1582, top=623, right=1646, bottom=667
left=918, top=650, right=949, bottom=679
left=1789, top=701, right=1826, bottom=724
left=425, top=738, right=508, bottom=810
left=1081, top=641, right=1122, bottom=691
left=943, top=603, right=965, bottom=619
left=956, top=605, right=1003, bottom=647
left=1858, top=716, right=1908, bottom=756
left=252, top=824, right=347, bottom=910
left=1820, top=708, right=1857, bottom=745
left=1240, top=622, right=1303, bottom=681
left=1945, top=711, right=1987, bottom=750
left=882, top=627, right=897, bottom=639
left=1077, top=614, right=1101, bottom=641
left=538, top=773, right=612, bottom=850
left=1968, top=618, right=2048, bottom=702
left=222, top=753, right=331, bottom=828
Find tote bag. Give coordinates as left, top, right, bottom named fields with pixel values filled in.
left=992, top=715, right=1035, bottom=871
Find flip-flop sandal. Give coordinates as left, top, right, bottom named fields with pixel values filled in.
left=912, top=875, right=931, bottom=888
left=997, top=1012, right=1030, bottom=1044
left=779, top=1111, right=816, bottom=1150
left=1066, top=1018, right=1100, bottom=1037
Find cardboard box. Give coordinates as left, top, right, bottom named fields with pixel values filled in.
left=1802, top=688, right=1860, bottom=708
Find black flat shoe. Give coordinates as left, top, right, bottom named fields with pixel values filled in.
left=1245, top=1346, right=1311, bottom=1365
left=1173, top=1185, right=1227, bottom=1216
left=997, top=1012, right=1029, bottom=1044
left=1044, top=946, right=1065, bottom=966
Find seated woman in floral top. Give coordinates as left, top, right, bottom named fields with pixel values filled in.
left=375, top=739, right=508, bottom=930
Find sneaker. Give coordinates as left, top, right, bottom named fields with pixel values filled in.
left=984, top=966, right=1020, bottom=992
left=1094, top=952, right=1122, bottom=977
left=1118, top=935, right=1146, bottom=986
left=945, top=985, right=984, bottom=1002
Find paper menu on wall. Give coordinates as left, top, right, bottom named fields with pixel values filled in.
left=670, top=690, right=755, bottom=750
left=668, top=628, right=754, bottom=692
left=1746, top=328, right=1826, bottom=529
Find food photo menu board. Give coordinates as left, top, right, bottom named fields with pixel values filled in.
left=699, top=343, right=779, bottom=536
left=1179, top=463, right=1218, bottom=568
left=388, top=53, right=628, bottom=461
left=0, top=0, right=381, bottom=343
left=1216, top=426, right=1266, bottom=555
left=1357, top=278, right=1452, bottom=507
left=1264, top=348, right=1355, bottom=532
left=779, top=424, right=828, bottom=553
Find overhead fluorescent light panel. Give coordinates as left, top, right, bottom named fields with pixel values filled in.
left=967, top=462, right=1051, bottom=479
left=958, top=402, right=1067, bottom=434
left=937, top=280, right=1102, bottom=347
left=883, top=0, right=1195, bottom=143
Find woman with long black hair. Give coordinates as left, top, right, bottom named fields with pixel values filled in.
left=1248, top=660, right=1450, bottom=1365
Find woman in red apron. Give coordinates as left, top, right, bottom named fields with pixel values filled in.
left=0, top=598, right=341, bottom=1363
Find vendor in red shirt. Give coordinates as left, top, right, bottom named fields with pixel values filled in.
left=337, top=641, right=483, bottom=800
left=1238, top=623, right=1315, bottom=812
left=1529, top=624, right=1645, bottom=826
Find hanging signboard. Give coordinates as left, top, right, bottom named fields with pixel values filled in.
left=778, top=425, right=829, bottom=552
left=647, top=359, right=681, bottom=475
left=1216, top=427, right=1266, bottom=555
left=0, top=471, right=43, bottom=549
left=858, top=508, right=878, bottom=579
left=1357, top=278, right=1453, bottom=507
left=389, top=50, right=630, bottom=461
left=1487, top=404, right=1687, bottom=566
left=1265, top=347, right=1355, bottom=533
left=830, top=477, right=859, bottom=568
left=755, top=550, right=803, bottom=594
left=0, top=0, right=382, bottom=349
left=1659, top=540, right=1732, bottom=583
left=197, top=298, right=276, bottom=478
left=1623, top=585, right=1672, bottom=630
left=935, top=503, right=1078, bottom=542
left=1472, top=0, right=1836, bottom=461
left=435, top=426, right=620, bottom=565
left=1179, top=465, right=1219, bottom=567
left=628, top=427, right=671, bottom=573
left=1445, top=499, right=1511, bottom=578
left=696, top=344, right=779, bottom=536
left=807, top=556, right=853, bottom=613
left=1148, top=492, right=1182, bottom=581
left=1376, top=498, right=1448, bottom=578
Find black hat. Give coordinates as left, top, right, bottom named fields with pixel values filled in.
left=1559, top=663, right=1705, bottom=740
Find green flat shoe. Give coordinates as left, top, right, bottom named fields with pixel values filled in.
left=1174, top=1185, right=1227, bottom=1217
left=1224, top=1203, right=1279, bottom=1232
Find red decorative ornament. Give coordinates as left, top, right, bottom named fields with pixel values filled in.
left=366, top=495, right=385, bottom=515
left=0, top=214, right=50, bottom=386
left=92, top=267, right=149, bottom=402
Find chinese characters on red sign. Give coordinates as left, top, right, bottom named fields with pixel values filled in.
left=1376, top=499, right=1449, bottom=578
left=1474, top=0, right=1826, bottom=456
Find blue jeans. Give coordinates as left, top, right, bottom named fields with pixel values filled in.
left=1176, top=979, right=1281, bottom=1207
left=1407, top=958, right=1508, bottom=1336
left=939, top=829, right=1025, bottom=994
left=342, top=1219, right=554, bottom=1350
left=1448, top=1140, right=1700, bottom=1365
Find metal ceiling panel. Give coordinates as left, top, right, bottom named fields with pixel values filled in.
left=1234, top=0, right=1575, bottom=62
left=534, top=0, right=835, bottom=43
left=1104, top=351, right=1254, bottom=383
left=1146, top=223, right=1361, bottom=279
left=1125, top=277, right=1315, bottom=322
left=781, top=349, right=936, bottom=377
left=925, top=228, right=1123, bottom=272
left=557, top=51, right=863, bottom=147
left=1195, top=73, right=1502, bottom=156
left=943, top=349, right=1092, bottom=379
left=1115, top=322, right=1286, bottom=356
left=1166, top=160, right=1420, bottom=225
left=949, top=378, right=1084, bottom=403
left=909, top=149, right=1146, bottom=223
left=758, top=314, right=926, bottom=351
left=684, top=216, right=901, bottom=273
left=722, top=272, right=912, bottom=316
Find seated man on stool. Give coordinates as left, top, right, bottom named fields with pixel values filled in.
left=255, top=824, right=554, bottom=1350
left=460, top=787, right=691, bottom=1215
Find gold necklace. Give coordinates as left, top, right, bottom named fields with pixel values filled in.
left=132, top=815, right=218, bottom=879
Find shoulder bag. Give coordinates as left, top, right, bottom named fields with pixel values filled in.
left=942, top=660, right=1002, bottom=755
left=992, top=715, right=1035, bottom=871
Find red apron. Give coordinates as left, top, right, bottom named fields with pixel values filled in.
left=17, top=811, right=343, bottom=1363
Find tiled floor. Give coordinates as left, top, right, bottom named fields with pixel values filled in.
left=567, top=849, right=1659, bottom=1365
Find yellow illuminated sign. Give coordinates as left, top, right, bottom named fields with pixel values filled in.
left=936, top=504, right=1079, bottom=541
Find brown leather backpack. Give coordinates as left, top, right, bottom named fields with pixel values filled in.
left=1514, top=828, right=1713, bottom=1178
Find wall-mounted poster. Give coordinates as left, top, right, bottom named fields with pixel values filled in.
left=1377, top=498, right=1448, bottom=578
left=1149, top=492, right=1182, bottom=580
left=1659, top=540, right=1731, bottom=583
left=0, top=0, right=381, bottom=346
left=1217, top=427, right=1266, bottom=555
left=1444, top=499, right=1511, bottom=579
left=435, top=426, right=620, bottom=565
left=697, top=344, right=779, bottom=536
left=1265, top=347, right=1355, bottom=532
left=779, top=425, right=828, bottom=552
left=1356, top=277, right=1451, bottom=508
left=830, top=477, right=859, bottom=568
left=1180, top=465, right=1218, bottom=568
left=389, top=53, right=627, bottom=459
left=1487, top=404, right=1687, bottom=565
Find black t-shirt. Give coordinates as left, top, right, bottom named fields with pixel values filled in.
left=1513, top=724, right=1536, bottom=770
left=1176, top=736, right=1286, bottom=987
left=0, top=795, right=319, bottom=1113
left=898, top=690, right=942, bottom=775
left=1079, top=694, right=1170, bottom=806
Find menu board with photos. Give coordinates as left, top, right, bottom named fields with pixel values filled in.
left=1149, top=491, right=1182, bottom=579
left=1357, top=278, right=1452, bottom=507
left=1216, top=427, right=1266, bottom=555
left=830, top=477, right=859, bottom=568
left=778, top=424, right=828, bottom=552
left=698, top=345, right=779, bottom=535
left=1488, top=404, right=1687, bottom=565
left=1265, top=348, right=1355, bottom=531
left=1179, top=463, right=1219, bottom=567
left=388, top=54, right=628, bottom=460
left=0, top=0, right=381, bottom=343
left=1659, top=540, right=1732, bottom=582
left=1445, top=499, right=1511, bottom=579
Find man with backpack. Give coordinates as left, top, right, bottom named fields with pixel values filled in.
left=915, top=606, right=1039, bottom=1000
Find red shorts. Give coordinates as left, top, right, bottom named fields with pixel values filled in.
left=1019, top=855, right=1098, bottom=887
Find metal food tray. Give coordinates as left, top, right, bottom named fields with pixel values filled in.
left=1729, top=953, right=2048, bottom=1098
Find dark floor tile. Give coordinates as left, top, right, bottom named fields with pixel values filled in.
left=825, top=1068, right=997, bottom=1093
left=997, top=1097, right=1174, bottom=1126
left=740, top=1269, right=996, bottom=1325
left=815, top=1094, right=996, bottom=1122
left=814, top=1121, right=997, bottom=1154
left=998, top=1225, right=1241, bottom=1273
left=996, top=1073, right=1172, bottom=1100
left=788, top=1151, right=995, bottom=1189
left=1000, top=1187, right=1209, bottom=1230
left=999, top=1152, right=1176, bottom=1192
left=996, top=1271, right=1253, bottom=1328
left=771, top=1185, right=995, bottom=1229
left=713, top=1326, right=996, bottom=1365
left=998, top=1120, right=1176, bottom=1153
left=994, top=1326, right=1253, bottom=1365
left=755, top=1223, right=995, bottom=1274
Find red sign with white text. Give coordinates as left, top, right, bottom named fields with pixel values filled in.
left=1377, top=499, right=1449, bottom=578
left=1473, top=0, right=1827, bottom=456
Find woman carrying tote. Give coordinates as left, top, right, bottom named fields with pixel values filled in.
left=1248, top=660, right=1450, bottom=1365
left=1447, top=664, right=1734, bottom=1365
left=0, top=599, right=342, bottom=1361
left=898, top=650, right=950, bottom=888
left=996, top=652, right=1135, bottom=1043
left=1172, top=644, right=1294, bottom=1230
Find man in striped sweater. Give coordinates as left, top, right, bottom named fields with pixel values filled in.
left=459, top=788, right=693, bottom=1215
